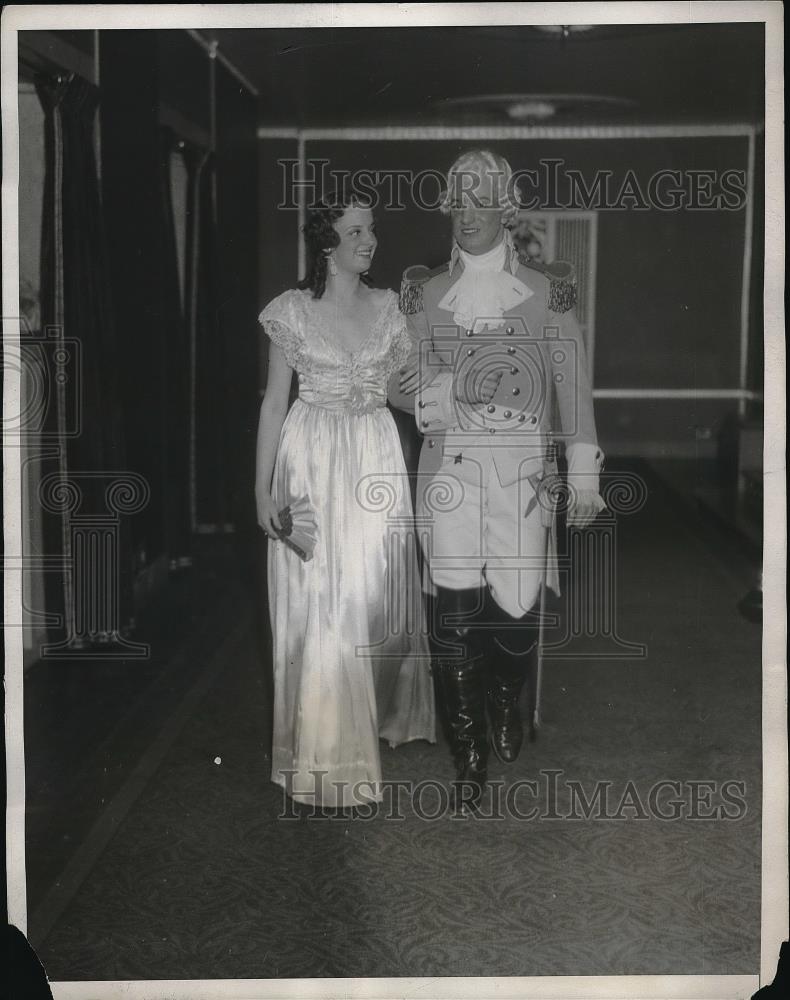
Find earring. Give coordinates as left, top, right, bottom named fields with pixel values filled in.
left=324, top=250, right=337, bottom=276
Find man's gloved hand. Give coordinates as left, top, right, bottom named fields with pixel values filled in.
left=453, top=366, right=504, bottom=405
left=567, top=488, right=607, bottom=528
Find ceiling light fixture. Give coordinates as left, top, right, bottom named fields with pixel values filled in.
left=436, top=93, right=637, bottom=122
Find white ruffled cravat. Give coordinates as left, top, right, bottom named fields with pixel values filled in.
left=438, top=237, right=532, bottom=333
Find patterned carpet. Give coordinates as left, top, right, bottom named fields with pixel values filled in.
left=25, top=466, right=763, bottom=980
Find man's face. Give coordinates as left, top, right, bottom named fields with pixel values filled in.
left=448, top=170, right=506, bottom=255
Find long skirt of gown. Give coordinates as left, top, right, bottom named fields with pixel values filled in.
left=268, top=398, right=435, bottom=808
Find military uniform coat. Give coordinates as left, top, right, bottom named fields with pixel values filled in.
left=402, top=242, right=604, bottom=617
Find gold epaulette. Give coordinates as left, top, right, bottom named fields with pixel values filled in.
left=518, top=253, right=577, bottom=314
left=399, top=261, right=449, bottom=314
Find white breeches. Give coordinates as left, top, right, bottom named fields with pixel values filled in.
left=418, top=449, right=552, bottom=618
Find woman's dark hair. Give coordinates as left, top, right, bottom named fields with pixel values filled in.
left=297, top=187, right=375, bottom=298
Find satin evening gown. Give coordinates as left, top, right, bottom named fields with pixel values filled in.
left=258, top=288, right=435, bottom=808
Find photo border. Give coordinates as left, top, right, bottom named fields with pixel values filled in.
left=3, top=3, right=786, bottom=997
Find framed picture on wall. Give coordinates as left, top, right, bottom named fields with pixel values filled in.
left=511, top=209, right=599, bottom=371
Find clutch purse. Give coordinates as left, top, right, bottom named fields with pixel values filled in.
left=275, top=495, right=318, bottom=562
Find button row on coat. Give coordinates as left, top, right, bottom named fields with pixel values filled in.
left=484, top=405, right=538, bottom=424
left=465, top=326, right=516, bottom=337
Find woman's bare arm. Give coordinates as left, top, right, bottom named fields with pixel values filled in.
left=255, top=342, right=294, bottom=533
left=387, top=310, right=431, bottom=413
left=387, top=368, right=419, bottom=413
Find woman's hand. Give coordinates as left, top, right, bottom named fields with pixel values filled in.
left=398, top=360, right=432, bottom=396
left=399, top=358, right=503, bottom=405
left=256, top=489, right=283, bottom=537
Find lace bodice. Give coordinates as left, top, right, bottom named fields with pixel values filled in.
left=259, top=288, right=411, bottom=415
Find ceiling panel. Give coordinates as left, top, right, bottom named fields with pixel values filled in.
left=199, top=23, right=764, bottom=127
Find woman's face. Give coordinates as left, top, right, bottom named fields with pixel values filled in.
left=331, top=205, right=377, bottom=275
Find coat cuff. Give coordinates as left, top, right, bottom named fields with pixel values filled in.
left=566, top=442, right=604, bottom=495
left=415, top=371, right=457, bottom=433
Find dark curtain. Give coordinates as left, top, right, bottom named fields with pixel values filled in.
left=35, top=72, right=134, bottom=648
left=213, top=65, right=265, bottom=681
left=159, top=127, right=192, bottom=565
left=183, top=146, right=225, bottom=530
left=214, top=65, right=259, bottom=578
left=99, top=30, right=167, bottom=572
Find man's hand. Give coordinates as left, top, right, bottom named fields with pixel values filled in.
left=567, top=488, right=606, bottom=528
left=454, top=368, right=503, bottom=405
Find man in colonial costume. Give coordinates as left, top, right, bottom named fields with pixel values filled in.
left=398, top=149, right=605, bottom=813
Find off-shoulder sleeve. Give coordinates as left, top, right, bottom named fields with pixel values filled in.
left=384, top=292, right=414, bottom=376
left=258, top=290, right=304, bottom=371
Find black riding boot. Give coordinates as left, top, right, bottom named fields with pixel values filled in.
left=433, top=587, right=488, bottom=814
left=486, top=596, right=540, bottom=765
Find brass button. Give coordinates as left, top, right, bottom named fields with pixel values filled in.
left=465, top=329, right=473, bottom=337
left=518, top=414, right=526, bottom=422
left=489, top=428, right=496, bottom=434
left=510, top=366, right=519, bottom=374
left=506, top=326, right=515, bottom=335
left=421, top=420, right=429, bottom=427
left=507, top=346, right=516, bottom=355
left=487, top=404, right=496, bottom=413
left=428, top=439, right=435, bottom=448
left=504, top=410, right=512, bottom=418
left=530, top=416, right=537, bottom=424
left=418, top=401, right=426, bottom=409
left=467, top=348, right=475, bottom=356
left=512, top=388, right=520, bottom=396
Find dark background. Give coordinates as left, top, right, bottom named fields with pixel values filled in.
left=259, top=133, right=761, bottom=459
left=209, top=23, right=765, bottom=127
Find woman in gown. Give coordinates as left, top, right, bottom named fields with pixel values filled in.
left=255, top=190, right=435, bottom=809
